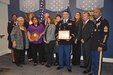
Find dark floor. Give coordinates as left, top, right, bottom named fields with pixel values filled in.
left=0, top=54, right=113, bottom=75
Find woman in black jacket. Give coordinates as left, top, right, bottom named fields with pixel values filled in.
left=7, top=14, right=18, bottom=63
left=72, top=12, right=83, bottom=65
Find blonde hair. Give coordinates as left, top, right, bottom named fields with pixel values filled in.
left=17, top=17, right=24, bottom=22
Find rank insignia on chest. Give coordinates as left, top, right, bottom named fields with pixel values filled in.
left=104, top=26, right=108, bottom=32
left=68, top=23, right=72, bottom=25
left=98, top=29, right=100, bottom=31
left=96, top=22, right=101, bottom=26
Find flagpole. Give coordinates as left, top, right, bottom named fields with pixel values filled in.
left=39, top=0, right=45, bottom=22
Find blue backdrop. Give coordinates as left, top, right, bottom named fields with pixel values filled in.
left=8, top=0, right=113, bottom=58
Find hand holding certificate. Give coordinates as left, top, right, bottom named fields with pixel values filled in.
left=58, top=30, right=70, bottom=40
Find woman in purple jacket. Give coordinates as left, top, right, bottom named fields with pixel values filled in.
left=27, top=16, right=44, bottom=66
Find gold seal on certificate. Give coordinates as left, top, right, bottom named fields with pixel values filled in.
left=58, top=30, right=70, bottom=40
left=31, top=32, right=40, bottom=41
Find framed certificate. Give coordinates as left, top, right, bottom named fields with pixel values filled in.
left=30, top=32, right=40, bottom=41
left=58, top=30, right=70, bottom=40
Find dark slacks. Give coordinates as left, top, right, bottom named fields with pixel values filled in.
left=54, top=44, right=59, bottom=64
left=72, top=41, right=81, bottom=65
left=27, top=42, right=33, bottom=59
left=82, top=39, right=92, bottom=71
left=8, top=39, right=13, bottom=49
left=39, top=43, right=45, bottom=63
left=8, top=39, right=15, bottom=63
left=45, top=40, right=56, bottom=65
left=43, top=42, right=47, bottom=62
left=30, top=43, right=44, bottom=63
left=14, top=49, right=25, bottom=65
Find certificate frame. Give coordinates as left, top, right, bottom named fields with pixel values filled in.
left=58, top=30, right=70, bottom=40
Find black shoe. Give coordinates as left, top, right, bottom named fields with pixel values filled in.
left=28, top=59, right=33, bottom=62
left=56, top=67, right=62, bottom=70
left=22, top=62, right=27, bottom=65
left=33, top=63, right=38, bottom=66
left=72, top=62, right=80, bottom=66
left=54, top=63, right=58, bottom=66
left=88, top=72, right=93, bottom=75
left=16, top=64, right=23, bottom=67
left=12, top=61, right=15, bottom=63
left=83, top=70, right=90, bottom=74
left=72, top=64, right=79, bottom=66
left=67, top=69, right=72, bottom=72
left=40, top=62, right=44, bottom=65
left=80, top=66, right=86, bottom=68
left=0, top=69, right=3, bottom=72
left=46, top=64, right=51, bottom=68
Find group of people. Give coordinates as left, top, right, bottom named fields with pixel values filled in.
left=7, top=8, right=109, bottom=75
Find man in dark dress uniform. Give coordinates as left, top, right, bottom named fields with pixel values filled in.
left=90, top=8, right=109, bottom=75
left=55, top=11, right=75, bottom=72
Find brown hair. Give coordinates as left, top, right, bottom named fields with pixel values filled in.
left=25, top=12, right=34, bottom=22
left=48, top=16, right=55, bottom=24
left=75, top=12, right=82, bottom=22
left=31, top=16, right=40, bottom=26
left=55, top=14, right=62, bottom=19
left=83, top=11, right=90, bottom=16
left=12, top=14, right=18, bottom=17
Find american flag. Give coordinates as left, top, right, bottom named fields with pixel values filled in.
left=39, top=0, right=45, bottom=22
left=67, top=3, right=72, bottom=19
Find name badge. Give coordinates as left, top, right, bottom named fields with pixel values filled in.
left=68, top=23, right=72, bottom=25
left=96, top=22, right=101, bottom=26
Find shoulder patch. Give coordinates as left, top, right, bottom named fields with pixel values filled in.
left=104, top=26, right=108, bottom=32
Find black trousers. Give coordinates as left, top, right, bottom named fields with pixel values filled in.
left=43, top=42, right=47, bottom=62
left=72, top=41, right=81, bottom=65
left=8, top=39, right=13, bottom=49
left=30, top=43, right=44, bottom=63
left=82, top=39, right=92, bottom=71
left=45, top=40, right=56, bottom=65
left=27, top=42, right=33, bottom=59
left=39, top=43, right=45, bottom=63
left=14, top=49, right=25, bottom=65
left=54, top=44, right=59, bottom=64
